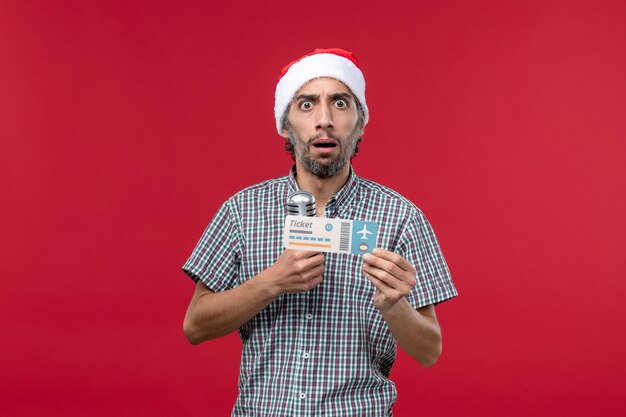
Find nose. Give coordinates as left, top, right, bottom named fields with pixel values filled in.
left=316, top=103, right=334, bottom=130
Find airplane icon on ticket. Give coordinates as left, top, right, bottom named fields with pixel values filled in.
left=356, top=224, right=373, bottom=240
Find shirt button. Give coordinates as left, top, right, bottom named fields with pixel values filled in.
left=306, top=313, right=313, bottom=320
left=303, top=352, right=310, bottom=359
left=300, top=393, right=307, bottom=400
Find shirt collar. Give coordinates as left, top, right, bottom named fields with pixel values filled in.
left=287, top=165, right=360, bottom=218
left=286, top=165, right=299, bottom=194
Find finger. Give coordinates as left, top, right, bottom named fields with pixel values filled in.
left=362, top=263, right=404, bottom=291
left=362, top=253, right=405, bottom=281
left=302, top=253, right=325, bottom=268
left=305, top=264, right=325, bottom=279
left=296, top=250, right=323, bottom=259
left=284, top=249, right=320, bottom=259
left=363, top=270, right=400, bottom=295
left=371, top=248, right=416, bottom=273
left=294, top=261, right=324, bottom=278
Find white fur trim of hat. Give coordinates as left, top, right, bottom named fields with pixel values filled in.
left=274, top=48, right=369, bottom=135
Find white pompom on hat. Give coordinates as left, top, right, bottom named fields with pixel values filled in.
left=274, top=48, right=369, bottom=135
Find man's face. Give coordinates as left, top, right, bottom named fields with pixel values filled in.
left=281, top=77, right=362, bottom=178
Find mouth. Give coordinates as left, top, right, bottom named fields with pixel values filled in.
left=311, top=138, right=338, bottom=149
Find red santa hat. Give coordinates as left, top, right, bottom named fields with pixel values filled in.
left=274, top=48, right=369, bottom=135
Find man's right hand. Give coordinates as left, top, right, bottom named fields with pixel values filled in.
left=184, top=250, right=325, bottom=344
left=264, top=250, right=325, bottom=295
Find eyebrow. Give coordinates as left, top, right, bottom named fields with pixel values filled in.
left=294, top=92, right=355, bottom=102
left=330, top=92, right=354, bottom=102
left=294, top=93, right=319, bottom=102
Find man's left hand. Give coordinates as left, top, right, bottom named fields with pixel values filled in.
left=362, top=248, right=417, bottom=312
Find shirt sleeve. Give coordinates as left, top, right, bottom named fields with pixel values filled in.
left=182, top=199, right=241, bottom=292
left=399, top=210, right=457, bottom=309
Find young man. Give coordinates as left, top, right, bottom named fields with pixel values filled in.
left=182, top=48, right=457, bottom=416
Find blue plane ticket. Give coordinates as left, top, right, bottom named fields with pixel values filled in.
left=283, top=215, right=379, bottom=255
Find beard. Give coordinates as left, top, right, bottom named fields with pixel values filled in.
left=287, top=126, right=361, bottom=179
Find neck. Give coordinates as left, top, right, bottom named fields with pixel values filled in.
left=294, top=163, right=351, bottom=216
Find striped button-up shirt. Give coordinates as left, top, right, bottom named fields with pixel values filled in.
left=183, top=167, right=457, bottom=416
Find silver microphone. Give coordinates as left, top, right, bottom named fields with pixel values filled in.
left=287, top=191, right=316, bottom=217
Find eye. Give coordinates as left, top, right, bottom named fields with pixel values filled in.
left=299, top=101, right=313, bottom=110
left=335, top=99, right=347, bottom=108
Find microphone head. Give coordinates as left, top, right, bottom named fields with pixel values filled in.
left=287, top=191, right=316, bottom=217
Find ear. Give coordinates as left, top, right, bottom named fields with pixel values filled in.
left=279, top=129, right=289, bottom=139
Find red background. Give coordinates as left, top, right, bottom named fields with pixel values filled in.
left=1, top=1, right=625, bottom=416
